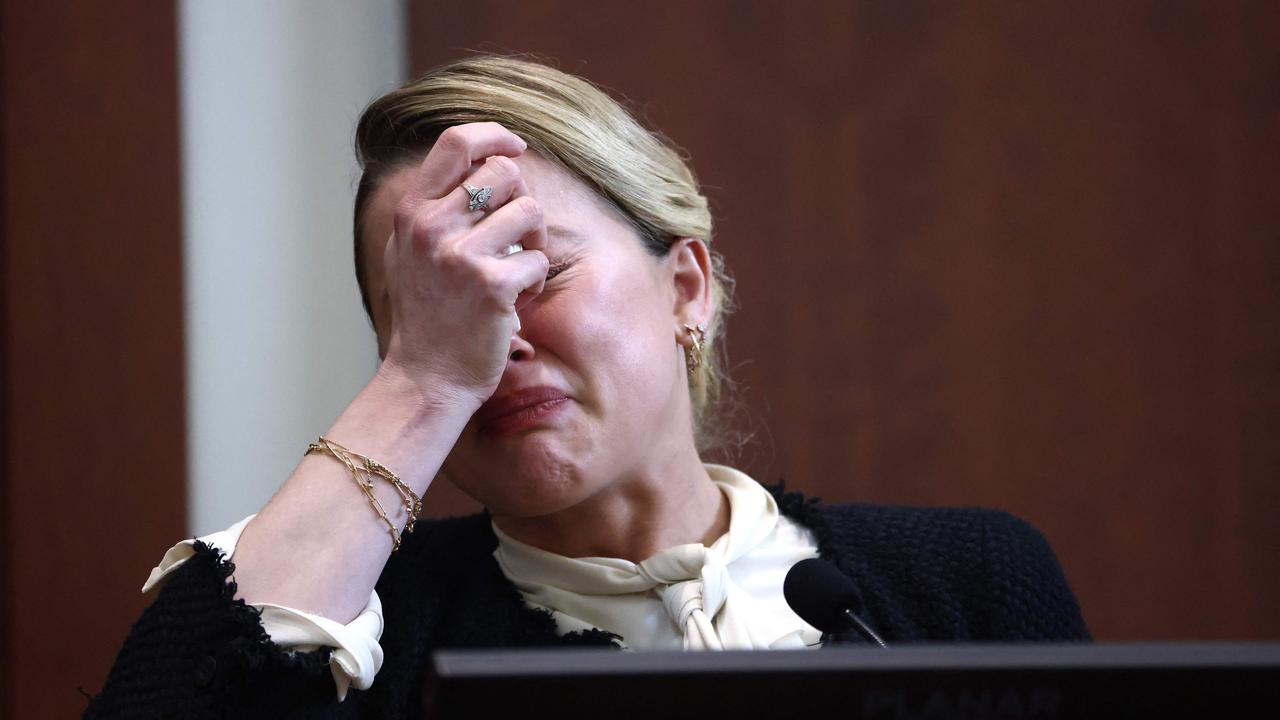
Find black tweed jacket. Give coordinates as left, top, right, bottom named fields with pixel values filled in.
left=85, top=487, right=1089, bottom=718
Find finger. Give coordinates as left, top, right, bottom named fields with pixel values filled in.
left=405, top=122, right=526, bottom=201
left=491, top=247, right=549, bottom=313
left=462, top=195, right=549, bottom=258
left=498, top=176, right=547, bottom=253
left=393, top=158, right=537, bottom=260
left=444, top=154, right=525, bottom=219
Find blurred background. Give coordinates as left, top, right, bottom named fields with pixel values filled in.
left=3, top=1, right=1277, bottom=716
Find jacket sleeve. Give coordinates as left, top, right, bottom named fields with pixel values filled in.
left=84, top=542, right=363, bottom=719
left=979, top=510, right=1091, bottom=641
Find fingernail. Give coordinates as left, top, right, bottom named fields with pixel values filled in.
left=517, top=136, right=528, bottom=150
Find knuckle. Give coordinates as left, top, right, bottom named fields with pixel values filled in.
left=511, top=196, right=542, bottom=222
left=486, top=155, right=520, bottom=180
left=484, top=288, right=507, bottom=307
left=411, top=205, right=448, bottom=238
left=480, top=273, right=510, bottom=307
left=436, top=245, right=469, bottom=273
left=393, top=196, right=420, bottom=224
left=434, top=126, right=468, bottom=154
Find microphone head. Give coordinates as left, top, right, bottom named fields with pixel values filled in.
left=783, top=558, right=863, bottom=633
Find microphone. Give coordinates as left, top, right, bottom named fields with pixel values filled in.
left=784, top=558, right=887, bottom=647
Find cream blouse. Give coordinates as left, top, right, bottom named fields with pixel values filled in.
left=142, top=465, right=820, bottom=701
left=494, top=465, right=822, bottom=650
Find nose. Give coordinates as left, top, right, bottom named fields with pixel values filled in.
left=508, top=329, right=535, bottom=362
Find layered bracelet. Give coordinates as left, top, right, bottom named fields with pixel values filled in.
left=305, top=436, right=422, bottom=551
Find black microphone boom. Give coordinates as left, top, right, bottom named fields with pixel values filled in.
left=783, top=558, right=887, bottom=647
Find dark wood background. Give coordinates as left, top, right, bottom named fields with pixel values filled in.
left=2, top=1, right=1277, bottom=717
left=2, top=2, right=186, bottom=718
left=412, top=0, right=1280, bottom=644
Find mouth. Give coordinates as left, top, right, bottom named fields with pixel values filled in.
left=475, top=387, right=572, bottom=436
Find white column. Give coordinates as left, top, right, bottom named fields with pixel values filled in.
left=180, top=0, right=406, bottom=535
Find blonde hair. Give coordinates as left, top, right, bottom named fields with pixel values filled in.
left=353, top=54, right=735, bottom=451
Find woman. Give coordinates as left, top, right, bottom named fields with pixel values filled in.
left=87, top=55, right=1088, bottom=718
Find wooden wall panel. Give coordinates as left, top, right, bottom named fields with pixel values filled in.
left=1, top=2, right=185, bottom=717
left=410, top=1, right=1280, bottom=641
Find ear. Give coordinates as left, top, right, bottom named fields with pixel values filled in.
left=665, top=237, right=714, bottom=337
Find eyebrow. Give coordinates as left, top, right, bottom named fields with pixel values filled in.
left=546, top=224, right=588, bottom=245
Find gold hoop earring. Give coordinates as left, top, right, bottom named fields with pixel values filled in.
left=683, top=323, right=706, bottom=374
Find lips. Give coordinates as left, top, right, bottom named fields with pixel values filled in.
left=475, top=386, right=571, bottom=435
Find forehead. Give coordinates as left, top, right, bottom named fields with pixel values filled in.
left=511, top=152, right=605, bottom=219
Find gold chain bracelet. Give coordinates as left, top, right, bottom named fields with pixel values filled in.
left=305, top=437, right=421, bottom=550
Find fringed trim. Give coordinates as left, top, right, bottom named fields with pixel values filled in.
left=765, top=481, right=870, bottom=647
left=765, top=479, right=840, bottom=562
left=559, top=628, right=626, bottom=648
left=189, top=540, right=334, bottom=676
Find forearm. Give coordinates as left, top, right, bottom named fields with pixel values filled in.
left=230, top=365, right=475, bottom=623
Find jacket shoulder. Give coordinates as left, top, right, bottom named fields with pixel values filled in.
left=778, top=492, right=1089, bottom=641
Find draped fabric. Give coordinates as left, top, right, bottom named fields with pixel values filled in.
left=493, top=465, right=822, bottom=650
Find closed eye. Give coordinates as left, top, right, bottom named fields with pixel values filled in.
left=546, top=262, right=570, bottom=281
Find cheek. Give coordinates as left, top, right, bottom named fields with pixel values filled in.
left=567, top=270, right=676, bottom=406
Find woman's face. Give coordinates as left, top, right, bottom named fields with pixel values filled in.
left=361, top=152, right=700, bottom=518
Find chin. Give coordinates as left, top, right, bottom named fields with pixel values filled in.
left=453, top=440, right=598, bottom=519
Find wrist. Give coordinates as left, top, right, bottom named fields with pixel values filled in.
left=318, top=363, right=477, bottom=492
left=367, top=359, right=484, bottom=423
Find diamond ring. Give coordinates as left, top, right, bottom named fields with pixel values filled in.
left=462, top=183, right=493, bottom=212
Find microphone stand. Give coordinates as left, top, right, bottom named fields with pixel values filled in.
left=843, top=609, right=888, bottom=647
